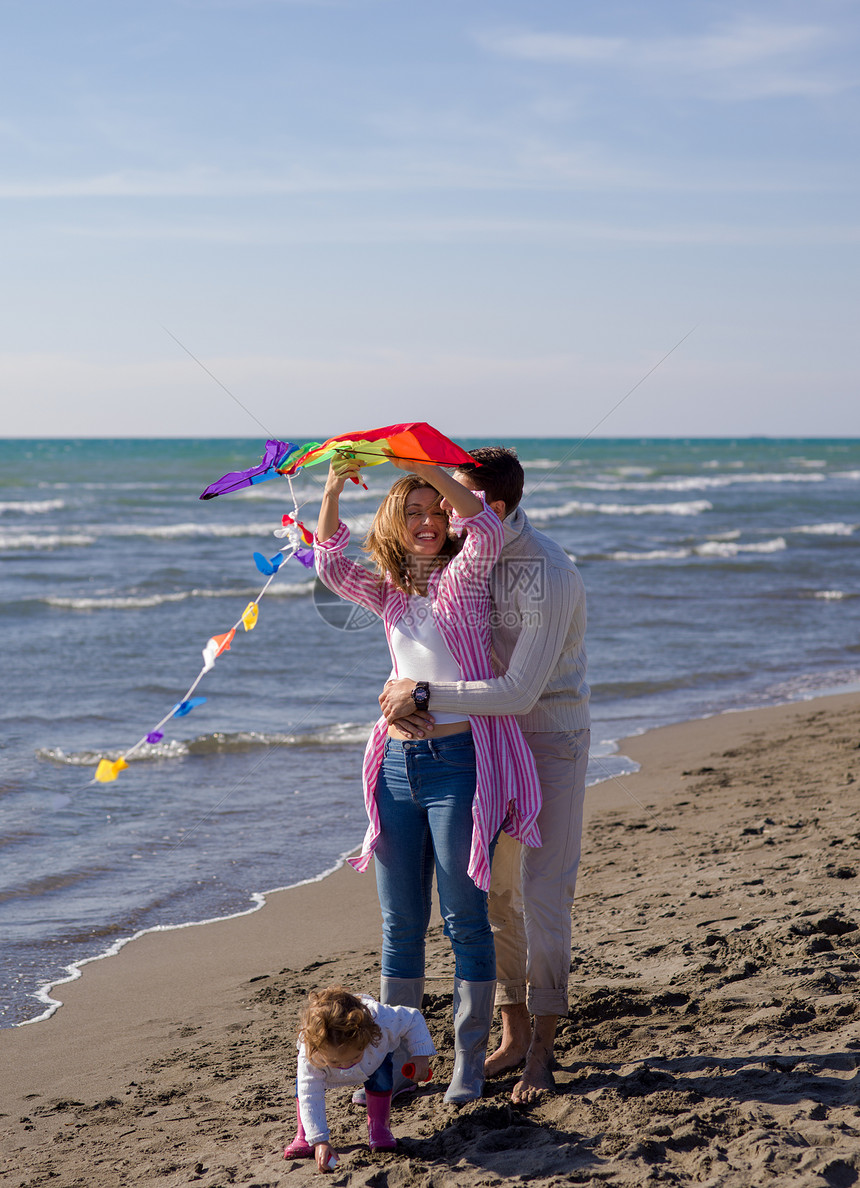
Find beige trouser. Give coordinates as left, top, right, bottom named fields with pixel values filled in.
left=488, top=728, right=590, bottom=1017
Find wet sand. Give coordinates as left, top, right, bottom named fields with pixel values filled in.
left=1, top=692, right=858, bottom=1187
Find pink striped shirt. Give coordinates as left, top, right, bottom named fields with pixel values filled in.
left=314, top=504, right=542, bottom=891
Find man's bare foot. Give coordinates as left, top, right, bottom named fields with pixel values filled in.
left=484, top=1004, right=531, bottom=1077
left=511, top=1056, right=556, bottom=1104
left=484, top=1038, right=528, bottom=1077
left=510, top=1013, right=559, bottom=1103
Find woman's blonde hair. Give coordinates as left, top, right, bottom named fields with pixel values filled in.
left=364, top=474, right=460, bottom=594
left=299, top=986, right=382, bottom=1059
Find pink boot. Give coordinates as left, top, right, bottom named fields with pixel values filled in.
left=283, top=1098, right=314, bottom=1159
left=365, top=1090, right=397, bottom=1152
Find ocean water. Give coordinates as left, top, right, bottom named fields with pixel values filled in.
left=2, top=436, right=859, bottom=1027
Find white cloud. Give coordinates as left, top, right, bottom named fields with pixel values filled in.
left=479, top=31, right=623, bottom=65
left=180, top=0, right=358, bottom=8
left=0, top=165, right=397, bottom=200
left=477, top=17, right=851, bottom=100
left=0, top=141, right=841, bottom=210
left=11, top=206, right=859, bottom=250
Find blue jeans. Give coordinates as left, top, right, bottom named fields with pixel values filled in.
left=365, top=1052, right=393, bottom=1093
left=373, top=733, right=495, bottom=983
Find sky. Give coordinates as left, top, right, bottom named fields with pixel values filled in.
left=1, top=0, right=858, bottom=439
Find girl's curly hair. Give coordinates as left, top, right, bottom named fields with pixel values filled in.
left=299, top=987, right=382, bottom=1059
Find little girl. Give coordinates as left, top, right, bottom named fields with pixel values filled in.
left=284, top=985, right=435, bottom=1172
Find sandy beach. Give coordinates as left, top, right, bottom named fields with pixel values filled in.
left=1, top=691, right=858, bottom=1188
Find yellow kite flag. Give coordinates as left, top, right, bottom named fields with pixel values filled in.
left=95, top=757, right=129, bottom=783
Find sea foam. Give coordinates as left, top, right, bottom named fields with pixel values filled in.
left=0, top=499, right=65, bottom=515
left=42, top=580, right=315, bottom=611
left=38, top=721, right=374, bottom=767
left=0, top=532, right=96, bottom=549
left=790, top=522, right=856, bottom=536
left=531, top=498, right=712, bottom=521
left=695, top=537, right=787, bottom=558
left=569, top=471, right=826, bottom=493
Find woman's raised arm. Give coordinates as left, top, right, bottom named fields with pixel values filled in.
left=317, top=457, right=364, bottom=542
left=387, top=456, right=483, bottom=520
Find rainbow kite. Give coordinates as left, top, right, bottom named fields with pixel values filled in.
left=199, top=422, right=475, bottom=500
left=95, top=422, right=474, bottom=784
left=279, top=422, right=475, bottom=474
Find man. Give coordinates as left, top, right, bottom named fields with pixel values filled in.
left=379, top=446, right=590, bottom=1104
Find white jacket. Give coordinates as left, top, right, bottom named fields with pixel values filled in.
left=296, top=996, right=436, bottom=1144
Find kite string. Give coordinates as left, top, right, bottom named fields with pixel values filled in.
left=164, top=636, right=385, bottom=854
left=150, top=327, right=698, bottom=821
left=524, top=326, right=699, bottom=499
left=165, top=319, right=697, bottom=494
left=161, top=325, right=277, bottom=438
left=93, top=477, right=307, bottom=782
left=275, top=328, right=699, bottom=501
left=101, top=551, right=298, bottom=776
left=166, top=312, right=696, bottom=479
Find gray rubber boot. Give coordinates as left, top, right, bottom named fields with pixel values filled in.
left=444, top=978, right=496, bottom=1104
left=352, top=975, right=426, bottom=1106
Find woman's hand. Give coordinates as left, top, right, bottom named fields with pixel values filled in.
left=387, top=453, right=429, bottom=474
left=324, top=455, right=364, bottom=494
left=385, top=447, right=444, bottom=478
left=315, top=1141, right=338, bottom=1172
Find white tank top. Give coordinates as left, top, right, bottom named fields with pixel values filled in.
left=390, top=596, right=467, bottom=725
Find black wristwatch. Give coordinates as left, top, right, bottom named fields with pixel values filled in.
left=412, top=682, right=430, bottom=711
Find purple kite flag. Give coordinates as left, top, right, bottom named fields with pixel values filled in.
left=200, top=440, right=297, bottom=500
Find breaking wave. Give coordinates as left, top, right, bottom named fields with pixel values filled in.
left=0, top=532, right=96, bottom=549
left=568, top=472, right=827, bottom=494
left=531, top=498, right=712, bottom=521
left=37, top=722, right=374, bottom=767
left=42, top=580, right=315, bottom=611
left=790, top=522, right=856, bottom=537
left=597, top=537, right=789, bottom=563
left=0, top=499, right=66, bottom=515
left=694, top=537, right=787, bottom=558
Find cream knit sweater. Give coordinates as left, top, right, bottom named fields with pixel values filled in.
left=429, top=507, right=590, bottom=733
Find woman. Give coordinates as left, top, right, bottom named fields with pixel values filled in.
left=315, top=454, right=541, bottom=1104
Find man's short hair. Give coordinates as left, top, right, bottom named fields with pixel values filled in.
left=457, top=446, right=524, bottom=516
